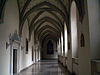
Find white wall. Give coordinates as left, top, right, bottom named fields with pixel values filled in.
left=78, top=0, right=91, bottom=75
left=0, top=0, right=36, bottom=75
left=67, top=1, right=91, bottom=74
left=87, top=0, right=100, bottom=59
left=0, top=0, right=19, bottom=75
left=20, top=19, right=35, bottom=71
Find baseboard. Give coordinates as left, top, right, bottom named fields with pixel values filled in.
left=20, top=62, right=35, bottom=72
left=59, top=62, right=74, bottom=75
left=42, top=58, right=58, bottom=60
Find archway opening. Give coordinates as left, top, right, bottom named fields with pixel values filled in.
left=61, top=32, right=63, bottom=56
left=64, top=23, right=68, bottom=56
left=71, top=1, right=78, bottom=58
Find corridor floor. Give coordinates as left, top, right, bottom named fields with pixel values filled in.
left=16, top=60, right=71, bottom=75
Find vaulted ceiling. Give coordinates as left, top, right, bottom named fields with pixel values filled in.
left=17, top=0, right=85, bottom=44
left=18, top=0, right=70, bottom=43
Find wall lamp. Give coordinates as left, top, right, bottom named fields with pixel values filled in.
left=6, top=42, right=10, bottom=49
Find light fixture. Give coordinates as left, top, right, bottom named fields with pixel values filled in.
left=6, top=42, right=10, bottom=49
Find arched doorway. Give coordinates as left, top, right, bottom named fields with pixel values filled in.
left=71, top=1, right=79, bottom=75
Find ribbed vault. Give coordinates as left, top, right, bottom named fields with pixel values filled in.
left=18, top=0, right=84, bottom=47
left=18, top=0, right=68, bottom=44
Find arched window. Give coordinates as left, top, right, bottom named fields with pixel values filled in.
left=64, top=23, right=68, bottom=56
left=47, top=40, right=54, bottom=54
left=71, top=1, right=78, bottom=58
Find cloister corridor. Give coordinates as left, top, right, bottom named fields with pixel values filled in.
left=14, top=60, right=70, bottom=75
left=0, top=0, right=100, bottom=75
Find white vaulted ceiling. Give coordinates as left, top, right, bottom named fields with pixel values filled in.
left=18, top=0, right=70, bottom=43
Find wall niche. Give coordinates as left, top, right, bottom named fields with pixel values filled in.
left=80, top=33, right=85, bottom=47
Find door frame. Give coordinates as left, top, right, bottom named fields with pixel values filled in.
left=9, top=31, right=20, bottom=75
left=10, top=40, right=21, bottom=75
left=13, top=49, right=17, bottom=74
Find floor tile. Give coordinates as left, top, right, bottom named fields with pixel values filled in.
left=15, top=60, right=70, bottom=75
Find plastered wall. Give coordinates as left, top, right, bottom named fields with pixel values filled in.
left=0, top=0, right=36, bottom=75
left=87, top=0, right=100, bottom=59
left=77, top=0, right=91, bottom=75
left=0, top=0, right=19, bottom=75
left=67, top=0, right=91, bottom=74
left=20, top=19, right=35, bottom=71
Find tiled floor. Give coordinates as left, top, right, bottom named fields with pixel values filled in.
left=16, top=60, right=71, bottom=75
